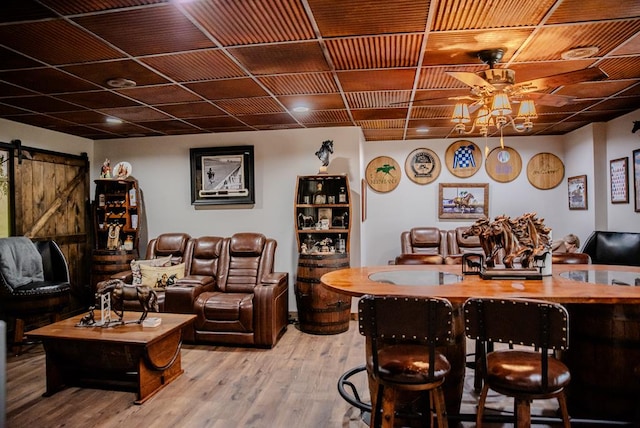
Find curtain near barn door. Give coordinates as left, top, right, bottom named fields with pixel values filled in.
left=11, top=144, right=92, bottom=313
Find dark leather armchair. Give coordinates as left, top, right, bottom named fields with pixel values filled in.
left=166, top=233, right=289, bottom=348
left=111, top=232, right=192, bottom=311
left=396, top=227, right=447, bottom=263
left=581, top=231, right=640, bottom=266
left=0, top=238, right=70, bottom=353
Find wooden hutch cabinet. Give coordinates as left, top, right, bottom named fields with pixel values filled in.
left=90, top=177, right=144, bottom=291
left=294, top=174, right=352, bottom=335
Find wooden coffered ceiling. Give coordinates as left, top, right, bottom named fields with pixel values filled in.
left=1, top=0, right=639, bottom=141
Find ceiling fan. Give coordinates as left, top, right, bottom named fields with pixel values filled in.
left=408, top=48, right=608, bottom=136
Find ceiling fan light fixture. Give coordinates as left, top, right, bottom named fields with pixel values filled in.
left=517, top=99, right=538, bottom=119
left=451, top=103, right=471, bottom=124
left=491, top=93, right=512, bottom=116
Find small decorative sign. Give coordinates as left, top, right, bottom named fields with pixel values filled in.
left=527, top=152, right=564, bottom=190
left=568, top=175, right=588, bottom=210
left=365, top=156, right=401, bottom=193
left=610, top=157, right=629, bottom=204
left=405, top=148, right=441, bottom=185
left=445, top=140, right=482, bottom=178
left=485, top=147, right=522, bottom=183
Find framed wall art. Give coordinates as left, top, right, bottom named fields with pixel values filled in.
left=190, top=145, right=255, bottom=206
left=633, top=149, right=640, bottom=212
left=438, top=183, right=489, bottom=219
left=567, top=175, right=587, bottom=210
left=609, top=157, right=628, bottom=204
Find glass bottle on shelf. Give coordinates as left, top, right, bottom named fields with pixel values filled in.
left=313, top=181, right=326, bottom=204
left=338, top=186, right=347, bottom=203
left=336, top=234, right=346, bottom=253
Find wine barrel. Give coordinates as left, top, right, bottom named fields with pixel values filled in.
left=295, top=253, right=351, bottom=334
left=90, top=249, right=136, bottom=292
left=564, top=304, right=640, bottom=421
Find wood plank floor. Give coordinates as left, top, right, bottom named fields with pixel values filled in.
left=6, top=320, right=561, bottom=427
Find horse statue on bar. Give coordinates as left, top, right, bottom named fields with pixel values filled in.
left=96, top=279, right=159, bottom=323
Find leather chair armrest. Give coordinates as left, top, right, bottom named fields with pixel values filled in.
left=262, top=272, right=287, bottom=285
left=164, top=275, right=215, bottom=313
left=111, top=270, right=133, bottom=282
left=254, top=273, right=289, bottom=347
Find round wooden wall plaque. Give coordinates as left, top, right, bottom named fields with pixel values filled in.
left=405, top=148, right=441, bottom=185
left=485, top=147, right=522, bottom=183
left=527, top=152, right=565, bottom=189
left=365, top=156, right=401, bottom=193
left=445, top=140, right=482, bottom=178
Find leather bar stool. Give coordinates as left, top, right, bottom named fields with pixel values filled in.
left=359, top=294, right=454, bottom=428
left=463, top=297, right=572, bottom=428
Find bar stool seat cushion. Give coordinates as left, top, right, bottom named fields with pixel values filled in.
left=486, top=349, right=571, bottom=393
left=367, top=343, right=451, bottom=384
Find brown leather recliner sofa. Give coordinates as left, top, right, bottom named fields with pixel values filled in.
left=165, top=232, right=289, bottom=348
left=111, top=232, right=192, bottom=311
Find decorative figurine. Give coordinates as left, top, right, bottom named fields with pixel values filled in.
left=315, top=140, right=333, bottom=173
left=463, top=212, right=552, bottom=275
left=76, top=306, right=96, bottom=326
left=100, top=158, right=111, bottom=178
left=95, top=279, right=159, bottom=324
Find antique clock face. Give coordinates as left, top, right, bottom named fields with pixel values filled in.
left=405, top=148, right=441, bottom=185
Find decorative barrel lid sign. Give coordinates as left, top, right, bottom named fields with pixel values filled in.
left=527, top=152, right=565, bottom=189
left=485, top=147, right=522, bottom=183
left=445, top=140, right=482, bottom=178
left=365, top=156, right=401, bottom=193
left=405, top=148, right=441, bottom=185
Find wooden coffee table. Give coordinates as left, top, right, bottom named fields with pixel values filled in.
left=26, top=312, right=195, bottom=404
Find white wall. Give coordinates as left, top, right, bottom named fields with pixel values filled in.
left=0, top=118, right=92, bottom=158
left=605, top=110, right=640, bottom=233
left=93, top=127, right=362, bottom=311
left=362, top=135, right=577, bottom=265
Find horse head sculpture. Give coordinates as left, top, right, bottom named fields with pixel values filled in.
left=315, top=140, right=334, bottom=167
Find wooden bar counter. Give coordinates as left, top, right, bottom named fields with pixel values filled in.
left=322, top=264, right=640, bottom=423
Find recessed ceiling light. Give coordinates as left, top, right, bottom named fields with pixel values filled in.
left=292, top=106, right=309, bottom=112
left=561, top=46, right=599, bottom=60
left=416, top=127, right=429, bottom=133
left=106, top=117, right=123, bottom=124
left=106, top=78, right=137, bottom=88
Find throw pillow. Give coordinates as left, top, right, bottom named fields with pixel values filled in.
left=139, top=262, right=185, bottom=290
left=130, top=256, right=172, bottom=285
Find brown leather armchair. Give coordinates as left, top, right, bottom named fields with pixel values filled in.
left=445, top=227, right=485, bottom=264
left=111, top=232, right=192, bottom=311
left=395, top=227, right=447, bottom=264
left=166, top=233, right=289, bottom=348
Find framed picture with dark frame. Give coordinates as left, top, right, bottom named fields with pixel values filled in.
left=609, top=157, right=629, bottom=204
left=438, top=183, right=489, bottom=219
left=567, top=175, right=588, bottom=210
left=633, top=149, right=640, bottom=212
left=190, top=145, right=255, bottom=206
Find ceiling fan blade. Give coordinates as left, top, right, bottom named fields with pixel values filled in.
left=514, top=67, right=608, bottom=93
left=525, top=92, right=577, bottom=107
left=446, top=71, right=495, bottom=92
left=389, top=95, right=476, bottom=106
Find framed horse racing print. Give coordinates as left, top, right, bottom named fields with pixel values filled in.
left=190, top=145, right=255, bottom=206
left=438, top=183, right=489, bottom=219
